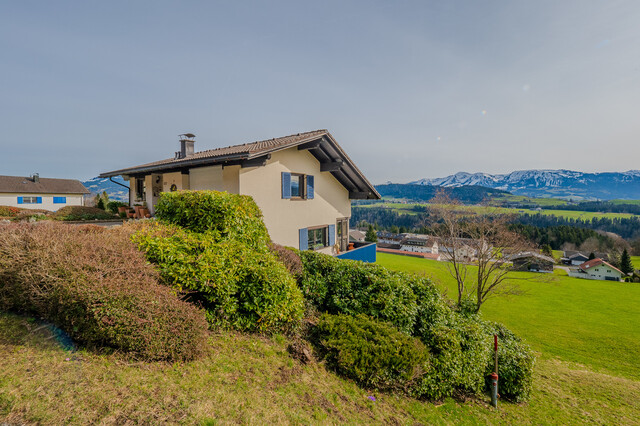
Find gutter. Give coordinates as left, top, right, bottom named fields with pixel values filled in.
left=109, top=176, right=130, bottom=202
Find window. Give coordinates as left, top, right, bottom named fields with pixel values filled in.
left=18, top=196, right=41, bottom=204
left=282, top=172, right=314, bottom=200
left=308, top=227, right=327, bottom=250
left=299, top=224, right=336, bottom=251
left=135, top=178, right=146, bottom=201
left=53, top=197, right=66, bottom=204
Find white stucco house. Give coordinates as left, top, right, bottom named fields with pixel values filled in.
left=399, top=235, right=439, bottom=254
left=99, top=130, right=380, bottom=255
left=0, top=174, right=88, bottom=211
left=569, top=258, right=624, bottom=282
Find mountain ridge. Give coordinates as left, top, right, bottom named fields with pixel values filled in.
left=406, top=169, right=640, bottom=200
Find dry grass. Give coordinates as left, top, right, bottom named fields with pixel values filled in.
left=1, top=312, right=639, bottom=425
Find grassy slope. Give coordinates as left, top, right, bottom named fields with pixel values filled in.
left=377, top=253, right=640, bottom=380
left=1, top=313, right=639, bottom=425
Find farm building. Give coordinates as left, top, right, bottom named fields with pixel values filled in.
left=509, top=252, right=555, bottom=273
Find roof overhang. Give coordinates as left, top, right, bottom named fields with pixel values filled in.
left=100, top=132, right=380, bottom=200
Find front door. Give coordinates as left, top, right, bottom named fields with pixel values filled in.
left=337, top=218, right=349, bottom=252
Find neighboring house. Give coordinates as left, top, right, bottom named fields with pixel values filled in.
left=399, top=235, right=439, bottom=254
left=0, top=174, right=89, bottom=211
left=349, top=229, right=366, bottom=242
left=438, top=238, right=487, bottom=262
left=562, top=252, right=590, bottom=266
left=569, top=258, right=624, bottom=282
left=377, top=231, right=404, bottom=245
left=509, top=252, right=555, bottom=273
left=99, top=130, right=380, bottom=255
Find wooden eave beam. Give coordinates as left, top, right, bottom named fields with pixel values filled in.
left=297, top=140, right=322, bottom=151
left=320, top=159, right=344, bottom=172
left=241, top=154, right=271, bottom=168
left=349, top=191, right=372, bottom=199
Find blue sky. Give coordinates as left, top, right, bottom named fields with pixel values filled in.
left=1, top=1, right=639, bottom=183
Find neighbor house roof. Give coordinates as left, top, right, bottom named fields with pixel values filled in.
left=99, top=129, right=380, bottom=200
left=578, top=258, right=623, bottom=275
left=0, top=175, right=89, bottom=195
left=508, top=252, right=555, bottom=263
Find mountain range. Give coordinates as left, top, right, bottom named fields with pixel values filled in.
left=407, top=169, right=640, bottom=200
left=83, top=176, right=129, bottom=201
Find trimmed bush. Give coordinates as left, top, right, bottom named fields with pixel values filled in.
left=0, top=222, right=209, bottom=362
left=484, top=322, right=535, bottom=402
left=154, top=190, right=271, bottom=250
left=131, top=222, right=304, bottom=332
left=299, top=250, right=534, bottom=401
left=50, top=206, right=116, bottom=221
left=268, top=243, right=303, bottom=279
left=314, top=314, right=430, bottom=391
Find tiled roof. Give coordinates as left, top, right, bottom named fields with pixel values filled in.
left=579, top=258, right=623, bottom=275
left=101, top=130, right=328, bottom=176
left=99, top=129, right=380, bottom=199
left=0, top=175, right=89, bottom=194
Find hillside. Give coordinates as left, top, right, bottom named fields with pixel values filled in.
left=82, top=176, right=129, bottom=201
left=374, top=184, right=509, bottom=203
left=407, top=169, right=640, bottom=200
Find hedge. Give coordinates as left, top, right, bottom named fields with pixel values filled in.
left=131, top=221, right=304, bottom=332
left=154, top=190, right=271, bottom=250
left=299, top=250, right=534, bottom=401
left=314, top=314, right=430, bottom=391
left=0, top=222, right=209, bottom=362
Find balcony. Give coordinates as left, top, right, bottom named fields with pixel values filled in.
left=336, top=241, right=376, bottom=263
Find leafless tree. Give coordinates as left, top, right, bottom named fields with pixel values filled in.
left=429, top=192, right=537, bottom=312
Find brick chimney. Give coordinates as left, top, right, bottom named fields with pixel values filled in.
left=177, top=133, right=195, bottom=159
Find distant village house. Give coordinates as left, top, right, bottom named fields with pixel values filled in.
left=0, top=174, right=89, bottom=211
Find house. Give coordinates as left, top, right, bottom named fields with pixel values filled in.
left=99, top=130, right=380, bottom=255
left=569, top=258, right=623, bottom=282
left=509, top=252, right=555, bottom=273
left=399, top=235, right=439, bottom=254
left=438, top=238, right=487, bottom=262
left=562, top=250, right=609, bottom=265
left=0, top=174, right=89, bottom=211
left=349, top=229, right=366, bottom=242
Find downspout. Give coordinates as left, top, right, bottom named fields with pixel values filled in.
left=109, top=176, right=130, bottom=203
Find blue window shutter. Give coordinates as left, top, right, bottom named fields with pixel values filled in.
left=36, top=197, right=42, bottom=204
left=282, top=172, right=291, bottom=199
left=299, top=228, right=308, bottom=250
left=306, top=175, right=314, bottom=199
left=17, top=197, right=23, bottom=204
left=328, top=224, right=336, bottom=246
left=53, top=197, right=66, bottom=204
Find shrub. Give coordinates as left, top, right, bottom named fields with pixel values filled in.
left=131, top=222, right=304, bottom=332
left=154, top=190, right=271, bottom=250
left=299, top=250, right=535, bottom=401
left=0, top=206, right=21, bottom=217
left=106, top=200, right=129, bottom=214
left=51, top=206, right=116, bottom=221
left=484, top=322, right=535, bottom=402
left=314, top=313, right=430, bottom=391
left=268, top=243, right=303, bottom=279
left=0, top=222, right=209, bottom=362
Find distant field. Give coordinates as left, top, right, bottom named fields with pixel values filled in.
left=633, top=256, right=640, bottom=269
left=377, top=253, right=640, bottom=381
left=360, top=201, right=638, bottom=221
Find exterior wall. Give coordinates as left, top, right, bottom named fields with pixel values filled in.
left=569, top=268, right=623, bottom=281
left=0, top=193, right=84, bottom=211
left=239, top=148, right=351, bottom=254
left=189, top=165, right=240, bottom=193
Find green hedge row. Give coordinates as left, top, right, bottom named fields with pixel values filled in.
left=154, top=190, right=271, bottom=250
left=130, top=221, right=304, bottom=333
left=299, top=250, right=534, bottom=402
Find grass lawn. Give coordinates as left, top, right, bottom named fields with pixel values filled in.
left=1, top=312, right=639, bottom=424
left=377, top=253, right=640, bottom=381
left=632, top=256, right=640, bottom=270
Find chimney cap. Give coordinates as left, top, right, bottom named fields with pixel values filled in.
left=180, top=133, right=196, bottom=139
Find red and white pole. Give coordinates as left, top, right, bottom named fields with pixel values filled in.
left=491, top=334, right=499, bottom=408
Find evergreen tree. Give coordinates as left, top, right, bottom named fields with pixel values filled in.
left=620, top=248, right=634, bottom=275
left=588, top=252, right=596, bottom=260
left=365, top=225, right=378, bottom=242
left=541, top=244, right=553, bottom=256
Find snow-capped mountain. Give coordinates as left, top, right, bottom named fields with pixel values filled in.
left=409, top=170, right=640, bottom=200
left=83, top=176, right=129, bottom=201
